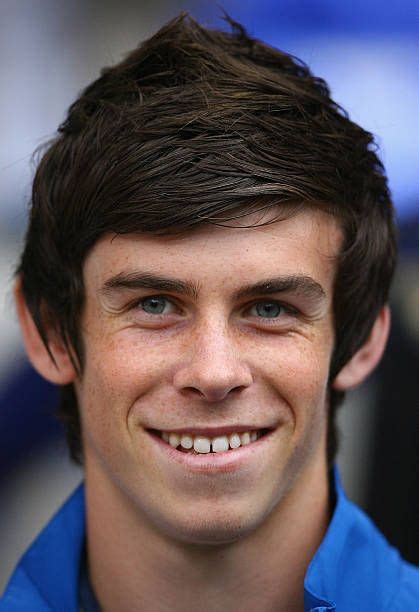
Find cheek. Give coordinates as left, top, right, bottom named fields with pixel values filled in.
left=266, top=333, right=331, bottom=382
left=263, top=340, right=332, bottom=468
left=77, top=329, right=185, bottom=456
left=257, top=336, right=332, bottom=418
left=284, top=345, right=332, bottom=462
left=82, top=329, right=174, bottom=403
left=293, top=345, right=330, bottom=397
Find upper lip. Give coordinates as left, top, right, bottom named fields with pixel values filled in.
left=148, top=425, right=274, bottom=436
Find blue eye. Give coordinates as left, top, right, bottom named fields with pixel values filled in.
left=141, top=296, right=169, bottom=315
left=252, top=301, right=284, bottom=318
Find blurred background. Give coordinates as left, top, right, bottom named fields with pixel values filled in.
left=1, top=0, right=418, bottom=591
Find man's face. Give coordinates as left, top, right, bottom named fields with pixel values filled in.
left=78, top=209, right=341, bottom=544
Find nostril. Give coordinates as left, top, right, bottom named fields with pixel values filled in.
left=231, top=385, right=248, bottom=394
left=179, top=386, right=207, bottom=399
left=173, top=359, right=253, bottom=401
left=180, top=383, right=248, bottom=402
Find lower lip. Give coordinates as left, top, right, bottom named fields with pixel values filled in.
left=147, top=430, right=275, bottom=473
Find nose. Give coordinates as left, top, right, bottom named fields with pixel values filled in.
left=173, top=320, right=253, bottom=402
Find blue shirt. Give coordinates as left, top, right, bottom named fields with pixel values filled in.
left=1, top=466, right=418, bottom=611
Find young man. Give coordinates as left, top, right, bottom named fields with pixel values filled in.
left=2, top=14, right=418, bottom=612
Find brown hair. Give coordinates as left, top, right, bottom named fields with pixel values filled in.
left=18, top=13, right=397, bottom=465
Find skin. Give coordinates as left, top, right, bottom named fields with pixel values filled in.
left=16, top=209, right=390, bottom=611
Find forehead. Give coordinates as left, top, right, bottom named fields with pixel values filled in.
left=83, top=209, right=342, bottom=294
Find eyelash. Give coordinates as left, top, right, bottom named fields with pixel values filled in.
left=133, top=295, right=299, bottom=320
left=138, top=295, right=178, bottom=315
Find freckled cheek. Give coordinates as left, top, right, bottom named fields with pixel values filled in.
left=82, top=331, right=176, bottom=406
left=258, top=341, right=331, bottom=413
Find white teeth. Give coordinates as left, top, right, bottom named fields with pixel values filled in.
left=212, top=436, right=229, bottom=453
left=194, top=436, right=211, bottom=454
left=169, top=433, right=180, bottom=448
left=229, top=433, right=241, bottom=449
left=180, top=434, right=193, bottom=449
left=160, top=429, right=264, bottom=453
left=240, top=432, right=251, bottom=445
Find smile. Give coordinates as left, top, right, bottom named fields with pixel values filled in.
left=149, top=428, right=271, bottom=454
left=146, top=426, right=277, bottom=473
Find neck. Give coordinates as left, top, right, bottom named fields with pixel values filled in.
left=85, top=451, right=330, bottom=612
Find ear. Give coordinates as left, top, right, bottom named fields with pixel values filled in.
left=14, top=278, right=77, bottom=385
left=332, top=305, right=390, bottom=391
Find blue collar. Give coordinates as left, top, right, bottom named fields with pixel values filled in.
left=303, top=465, right=401, bottom=611
left=2, top=464, right=405, bottom=611
left=13, top=483, right=86, bottom=610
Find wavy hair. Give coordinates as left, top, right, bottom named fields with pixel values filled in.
left=18, top=13, right=397, bottom=465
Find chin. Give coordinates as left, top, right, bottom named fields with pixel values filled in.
left=154, top=500, right=267, bottom=546
left=169, top=520, right=258, bottom=546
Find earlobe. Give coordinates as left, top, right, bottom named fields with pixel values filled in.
left=14, top=278, right=77, bottom=385
left=332, top=305, right=390, bottom=391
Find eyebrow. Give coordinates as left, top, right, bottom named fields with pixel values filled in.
left=101, top=271, right=201, bottom=300
left=101, top=271, right=326, bottom=302
left=234, top=276, right=326, bottom=301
